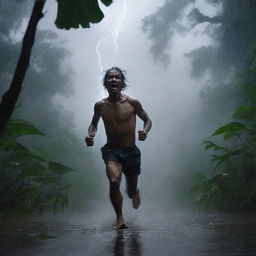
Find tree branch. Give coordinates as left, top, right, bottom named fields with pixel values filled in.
left=189, top=8, right=224, bottom=27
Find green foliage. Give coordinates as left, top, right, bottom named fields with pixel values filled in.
left=203, top=140, right=229, bottom=151
left=2, top=119, right=45, bottom=140
left=0, top=140, right=29, bottom=153
left=193, top=83, right=256, bottom=211
left=210, top=122, right=248, bottom=140
left=191, top=169, right=256, bottom=210
left=233, top=105, right=256, bottom=120
left=55, top=0, right=113, bottom=30
left=0, top=119, right=75, bottom=213
left=191, top=172, right=229, bottom=209
left=0, top=0, right=101, bottom=211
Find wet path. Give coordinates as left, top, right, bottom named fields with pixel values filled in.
left=1, top=212, right=256, bottom=255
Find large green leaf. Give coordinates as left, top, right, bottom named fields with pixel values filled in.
left=48, top=161, right=75, bottom=175
left=2, top=119, right=45, bottom=140
left=5, top=152, right=45, bottom=167
left=55, top=0, right=113, bottom=30
left=0, top=140, right=29, bottom=153
left=86, top=0, right=104, bottom=24
left=30, top=147, right=53, bottom=161
left=21, top=163, right=50, bottom=177
left=211, top=121, right=248, bottom=140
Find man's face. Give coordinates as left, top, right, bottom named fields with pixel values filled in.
left=105, top=70, right=123, bottom=95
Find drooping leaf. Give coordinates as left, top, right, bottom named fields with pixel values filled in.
left=2, top=119, right=45, bottom=140
left=203, top=140, right=229, bottom=151
left=0, top=140, right=29, bottom=153
left=48, top=161, right=75, bottom=175
left=6, top=151, right=45, bottom=167
left=100, top=0, right=113, bottom=7
left=20, top=163, right=49, bottom=177
left=87, top=0, right=104, bottom=24
left=30, top=147, right=53, bottom=161
left=211, top=121, right=248, bottom=140
left=55, top=0, right=112, bottom=30
left=79, top=0, right=90, bottom=28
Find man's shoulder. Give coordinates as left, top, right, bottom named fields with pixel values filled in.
left=95, top=98, right=108, bottom=106
left=121, top=94, right=140, bottom=105
left=93, top=99, right=106, bottom=112
left=126, top=96, right=142, bottom=108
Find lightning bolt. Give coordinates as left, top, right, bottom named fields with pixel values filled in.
left=96, top=0, right=127, bottom=73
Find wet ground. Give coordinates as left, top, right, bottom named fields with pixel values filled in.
left=1, top=210, right=256, bottom=256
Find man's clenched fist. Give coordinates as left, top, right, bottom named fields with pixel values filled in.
left=138, top=130, right=147, bottom=141
left=85, top=135, right=94, bottom=146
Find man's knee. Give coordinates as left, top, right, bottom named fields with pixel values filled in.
left=109, top=178, right=120, bottom=190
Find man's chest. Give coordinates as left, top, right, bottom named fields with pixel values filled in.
left=101, top=102, right=135, bottom=124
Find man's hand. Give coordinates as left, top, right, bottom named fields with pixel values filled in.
left=138, top=130, right=147, bottom=141
left=85, top=135, right=94, bottom=146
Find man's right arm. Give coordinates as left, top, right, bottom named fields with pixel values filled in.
left=85, top=102, right=101, bottom=146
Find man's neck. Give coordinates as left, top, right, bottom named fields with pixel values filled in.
left=108, top=93, right=122, bottom=103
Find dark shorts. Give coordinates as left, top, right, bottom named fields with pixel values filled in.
left=101, top=143, right=141, bottom=176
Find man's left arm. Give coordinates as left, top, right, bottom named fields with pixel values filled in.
left=133, top=99, right=152, bottom=141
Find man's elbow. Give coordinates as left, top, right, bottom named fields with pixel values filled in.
left=149, top=119, right=152, bottom=128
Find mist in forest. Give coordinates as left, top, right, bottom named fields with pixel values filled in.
left=35, top=0, right=219, bottom=213
left=2, top=0, right=255, bottom=222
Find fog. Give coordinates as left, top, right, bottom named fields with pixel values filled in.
left=26, top=0, right=221, bottom=215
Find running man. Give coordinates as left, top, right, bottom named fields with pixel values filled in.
left=85, top=67, right=152, bottom=229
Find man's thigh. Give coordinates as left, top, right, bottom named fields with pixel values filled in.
left=106, top=160, right=123, bottom=183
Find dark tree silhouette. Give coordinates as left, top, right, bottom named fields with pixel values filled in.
left=0, top=0, right=46, bottom=136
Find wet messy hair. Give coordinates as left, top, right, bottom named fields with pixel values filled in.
left=103, top=67, right=128, bottom=91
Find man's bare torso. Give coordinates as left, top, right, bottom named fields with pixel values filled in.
left=97, top=94, right=137, bottom=148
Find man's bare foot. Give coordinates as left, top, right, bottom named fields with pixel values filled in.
left=132, top=189, right=140, bottom=209
left=113, top=217, right=127, bottom=230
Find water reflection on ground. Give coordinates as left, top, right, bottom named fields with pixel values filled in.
left=113, top=230, right=142, bottom=256
left=1, top=212, right=256, bottom=255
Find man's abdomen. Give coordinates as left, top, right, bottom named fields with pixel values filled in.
left=105, top=124, right=136, bottom=148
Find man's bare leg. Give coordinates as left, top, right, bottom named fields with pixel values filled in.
left=106, top=161, right=126, bottom=229
left=126, top=175, right=140, bottom=209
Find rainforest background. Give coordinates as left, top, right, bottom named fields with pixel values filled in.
left=1, top=0, right=256, bottom=215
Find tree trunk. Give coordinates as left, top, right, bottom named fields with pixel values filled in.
left=0, top=0, right=46, bottom=136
